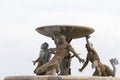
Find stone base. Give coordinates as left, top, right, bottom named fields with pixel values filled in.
left=4, top=75, right=120, bottom=80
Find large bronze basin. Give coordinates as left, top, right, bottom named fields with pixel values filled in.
left=36, top=25, right=95, bottom=39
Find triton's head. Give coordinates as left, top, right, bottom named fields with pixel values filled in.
left=41, top=42, right=49, bottom=49
left=52, top=31, right=67, bottom=47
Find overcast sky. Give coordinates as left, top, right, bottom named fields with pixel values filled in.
left=0, top=0, right=120, bottom=79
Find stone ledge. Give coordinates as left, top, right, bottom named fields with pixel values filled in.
left=4, top=75, right=120, bottom=80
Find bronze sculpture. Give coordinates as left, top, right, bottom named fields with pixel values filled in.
left=35, top=25, right=95, bottom=75
left=79, top=36, right=119, bottom=77
left=79, top=36, right=104, bottom=76
left=32, top=42, right=55, bottom=75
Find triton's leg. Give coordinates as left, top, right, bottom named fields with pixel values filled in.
left=93, top=70, right=98, bottom=76
left=92, top=60, right=101, bottom=76
left=35, top=63, right=59, bottom=75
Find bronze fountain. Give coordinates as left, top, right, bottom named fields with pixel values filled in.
left=35, top=25, right=95, bottom=75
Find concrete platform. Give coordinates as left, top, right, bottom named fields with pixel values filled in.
left=4, top=75, right=120, bottom=80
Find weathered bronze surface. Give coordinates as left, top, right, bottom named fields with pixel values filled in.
left=36, top=25, right=95, bottom=39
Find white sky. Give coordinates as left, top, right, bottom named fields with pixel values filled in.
left=0, top=0, right=120, bottom=79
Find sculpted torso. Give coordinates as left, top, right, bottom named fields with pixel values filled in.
left=87, top=48, right=100, bottom=63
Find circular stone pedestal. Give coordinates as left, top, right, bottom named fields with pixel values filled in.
left=4, top=75, right=120, bottom=80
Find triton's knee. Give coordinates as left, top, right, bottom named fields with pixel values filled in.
left=34, top=68, right=43, bottom=75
